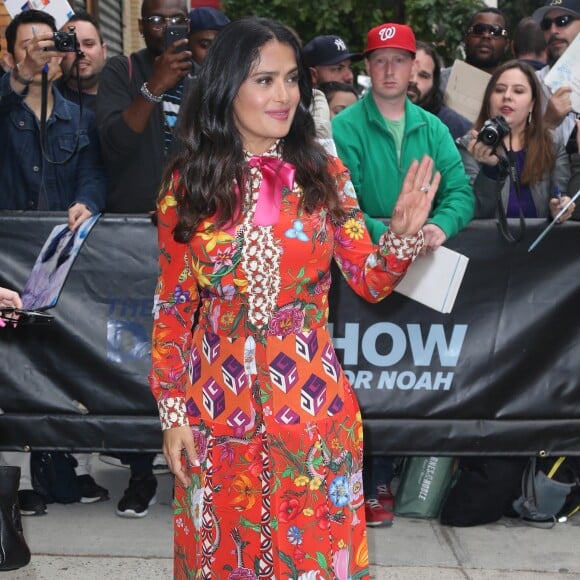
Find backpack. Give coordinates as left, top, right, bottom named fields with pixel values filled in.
left=512, top=456, right=580, bottom=524
left=439, top=457, right=527, bottom=527
left=30, top=451, right=81, bottom=504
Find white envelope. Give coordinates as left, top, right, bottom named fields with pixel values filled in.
left=395, top=246, right=469, bottom=314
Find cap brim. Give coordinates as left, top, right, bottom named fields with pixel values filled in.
left=315, top=52, right=362, bottom=66
left=532, top=6, right=580, bottom=22
left=363, top=46, right=415, bottom=56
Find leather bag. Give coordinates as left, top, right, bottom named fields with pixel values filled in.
left=0, top=466, right=31, bottom=571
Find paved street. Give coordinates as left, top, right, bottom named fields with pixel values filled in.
left=8, top=455, right=580, bottom=579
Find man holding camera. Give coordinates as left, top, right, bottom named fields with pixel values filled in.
left=96, top=0, right=192, bottom=213
left=0, top=9, right=106, bottom=228
left=0, top=9, right=106, bottom=517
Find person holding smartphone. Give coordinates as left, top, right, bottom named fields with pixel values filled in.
left=96, top=0, right=193, bottom=213
left=0, top=287, right=22, bottom=328
left=96, top=0, right=194, bottom=519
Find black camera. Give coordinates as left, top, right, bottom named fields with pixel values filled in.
left=52, top=27, right=78, bottom=52
left=477, top=116, right=510, bottom=150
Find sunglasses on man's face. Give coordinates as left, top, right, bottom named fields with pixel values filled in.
left=540, top=14, right=578, bottom=31
left=467, top=23, right=509, bottom=38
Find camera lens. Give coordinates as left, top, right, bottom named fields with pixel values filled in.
left=481, top=128, right=498, bottom=147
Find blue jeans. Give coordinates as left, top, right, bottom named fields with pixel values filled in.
left=363, top=455, right=394, bottom=499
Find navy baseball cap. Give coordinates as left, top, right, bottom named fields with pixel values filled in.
left=533, top=0, right=580, bottom=22
left=188, top=7, right=230, bottom=33
left=303, top=35, right=361, bottom=67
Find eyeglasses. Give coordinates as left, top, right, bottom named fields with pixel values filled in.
left=143, top=15, right=189, bottom=30
left=467, top=24, right=509, bottom=38
left=540, top=14, right=578, bottom=31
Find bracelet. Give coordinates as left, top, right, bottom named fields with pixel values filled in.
left=13, top=63, right=34, bottom=86
left=140, top=82, right=163, bottom=104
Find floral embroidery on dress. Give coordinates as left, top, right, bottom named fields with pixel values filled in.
left=150, top=149, right=423, bottom=579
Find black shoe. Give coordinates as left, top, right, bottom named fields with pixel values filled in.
left=18, top=490, right=47, bottom=516
left=77, top=475, right=110, bottom=504
left=116, top=474, right=157, bottom=518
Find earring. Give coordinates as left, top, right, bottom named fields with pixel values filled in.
left=527, top=111, right=532, bottom=124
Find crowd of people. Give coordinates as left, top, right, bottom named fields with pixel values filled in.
left=1, top=0, right=579, bottom=576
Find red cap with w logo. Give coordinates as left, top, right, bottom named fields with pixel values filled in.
left=364, top=23, right=416, bottom=56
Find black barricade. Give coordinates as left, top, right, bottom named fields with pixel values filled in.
left=0, top=213, right=579, bottom=455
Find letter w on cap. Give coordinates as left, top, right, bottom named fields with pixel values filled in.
left=379, top=26, right=397, bottom=41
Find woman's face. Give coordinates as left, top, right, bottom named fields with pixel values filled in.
left=328, top=90, right=358, bottom=118
left=488, top=68, right=534, bottom=134
left=233, top=40, right=301, bottom=154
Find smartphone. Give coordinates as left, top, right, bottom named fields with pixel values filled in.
left=165, top=24, right=189, bottom=53
left=0, top=307, right=54, bottom=325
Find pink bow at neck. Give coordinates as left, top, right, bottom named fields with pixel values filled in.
left=248, top=156, right=296, bottom=227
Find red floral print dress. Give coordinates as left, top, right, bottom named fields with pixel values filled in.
left=149, top=145, right=422, bottom=580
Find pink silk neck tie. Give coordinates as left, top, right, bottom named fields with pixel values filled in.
left=248, top=156, right=296, bottom=227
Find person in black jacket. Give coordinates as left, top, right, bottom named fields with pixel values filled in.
left=96, top=0, right=193, bottom=213
left=96, top=0, right=193, bottom=517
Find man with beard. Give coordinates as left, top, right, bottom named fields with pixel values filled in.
left=533, top=0, right=580, bottom=143
left=440, top=8, right=510, bottom=92
left=57, top=10, right=107, bottom=112
left=407, top=41, right=472, bottom=140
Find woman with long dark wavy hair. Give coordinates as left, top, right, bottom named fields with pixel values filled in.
left=149, top=16, right=439, bottom=579
left=458, top=60, right=574, bottom=221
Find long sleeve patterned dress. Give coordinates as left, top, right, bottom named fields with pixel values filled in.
left=149, top=145, right=422, bottom=580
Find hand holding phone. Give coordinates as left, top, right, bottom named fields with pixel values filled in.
left=0, top=307, right=54, bottom=325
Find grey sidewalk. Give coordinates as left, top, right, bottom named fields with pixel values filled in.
left=7, top=455, right=580, bottom=579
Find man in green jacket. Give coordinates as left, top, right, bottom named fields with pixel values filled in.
left=332, top=23, right=474, bottom=252
left=332, top=23, right=474, bottom=528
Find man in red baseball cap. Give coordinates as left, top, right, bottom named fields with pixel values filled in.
left=333, top=23, right=474, bottom=527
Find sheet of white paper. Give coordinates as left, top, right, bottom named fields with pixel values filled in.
left=394, top=246, right=469, bottom=314
left=5, top=0, right=74, bottom=29
left=543, top=34, right=580, bottom=114
left=444, top=60, right=491, bottom=123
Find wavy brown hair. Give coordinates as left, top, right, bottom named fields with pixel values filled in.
left=162, top=17, right=344, bottom=243
left=474, top=60, right=554, bottom=185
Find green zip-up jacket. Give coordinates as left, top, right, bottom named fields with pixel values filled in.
left=332, top=92, right=474, bottom=243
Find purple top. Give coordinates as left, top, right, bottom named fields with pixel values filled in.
left=507, top=150, right=537, bottom=218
